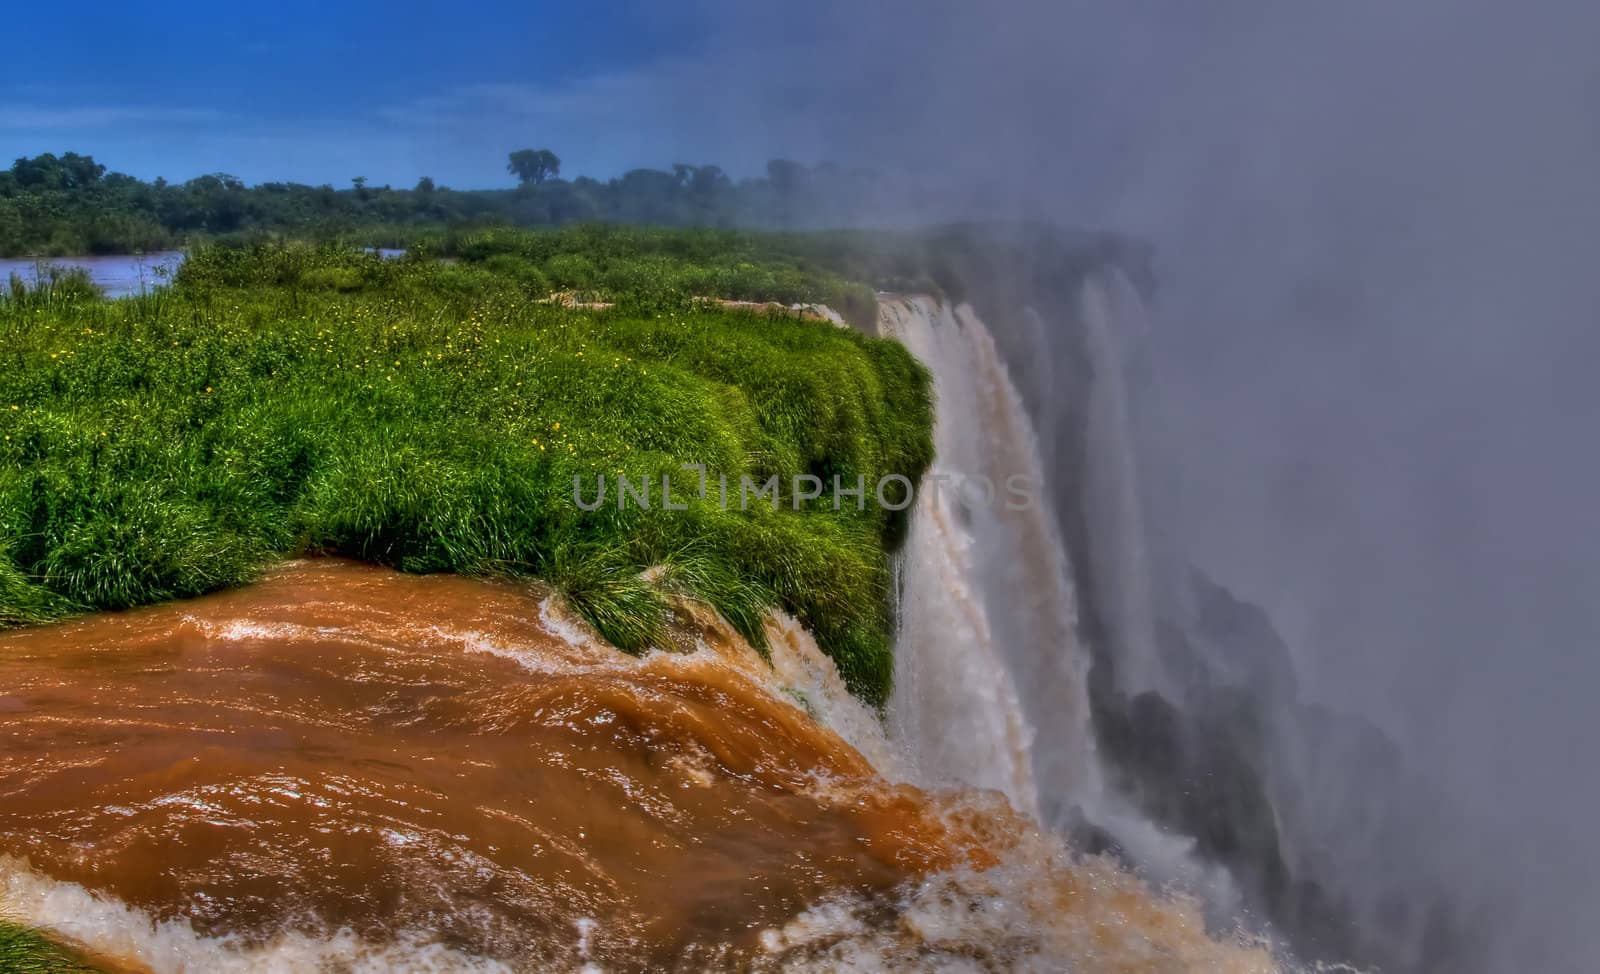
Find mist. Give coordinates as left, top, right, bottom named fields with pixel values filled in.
left=682, top=1, right=1600, bottom=969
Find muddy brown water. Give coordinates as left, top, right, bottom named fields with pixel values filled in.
left=0, top=559, right=1284, bottom=973
left=0, top=560, right=964, bottom=970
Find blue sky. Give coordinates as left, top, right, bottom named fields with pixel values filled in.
left=0, top=0, right=762, bottom=187
left=0, top=0, right=1108, bottom=196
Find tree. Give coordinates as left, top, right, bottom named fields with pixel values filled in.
left=766, top=159, right=808, bottom=195
left=60, top=152, right=107, bottom=188
left=687, top=165, right=729, bottom=199
left=507, top=149, right=560, bottom=186
left=183, top=173, right=243, bottom=194
left=11, top=152, right=106, bottom=191
left=414, top=176, right=436, bottom=194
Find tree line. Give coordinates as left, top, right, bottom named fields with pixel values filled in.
left=0, top=148, right=929, bottom=257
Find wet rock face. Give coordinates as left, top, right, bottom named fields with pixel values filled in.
left=1184, top=569, right=1301, bottom=698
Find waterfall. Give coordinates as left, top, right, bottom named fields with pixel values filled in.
left=880, top=282, right=1247, bottom=926
left=879, top=295, right=1097, bottom=823
left=886, top=258, right=1497, bottom=971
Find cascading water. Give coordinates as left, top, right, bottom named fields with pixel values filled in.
left=879, top=295, right=1090, bottom=818
left=878, top=291, right=1243, bottom=911
left=907, top=246, right=1471, bottom=971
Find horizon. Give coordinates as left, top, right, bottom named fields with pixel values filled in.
left=1, top=148, right=871, bottom=193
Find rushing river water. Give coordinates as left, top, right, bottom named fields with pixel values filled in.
left=0, top=253, right=185, bottom=298
left=0, top=559, right=1279, bottom=973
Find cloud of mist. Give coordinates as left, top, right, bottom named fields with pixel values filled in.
left=678, top=0, right=1600, bottom=969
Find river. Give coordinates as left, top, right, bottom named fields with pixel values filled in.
left=0, top=253, right=185, bottom=299
left=0, top=558, right=1279, bottom=973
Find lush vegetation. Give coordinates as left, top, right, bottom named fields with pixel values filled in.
left=0, top=229, right=932, bottom=706
left=0, top=150, right=926, bottom=257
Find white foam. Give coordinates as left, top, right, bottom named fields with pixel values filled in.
left=759, top=611, right=911, bottom=780
left=538, top=596, right=602, bottom=650
left=751, top=818, right=1284, bottom=974
left=0, top=858, right=515, bottom=974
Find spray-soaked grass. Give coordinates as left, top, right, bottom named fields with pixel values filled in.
left=0, top=922, right=100, bottom=974
left=0, top=241, right=930, bottom=703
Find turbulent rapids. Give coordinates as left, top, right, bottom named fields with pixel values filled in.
left=0, top=292, right=1291, bottom=973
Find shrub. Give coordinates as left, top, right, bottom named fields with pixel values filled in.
left=299, top=266, right=365, bottom=292
left=544, top=252, right=598, bottom=290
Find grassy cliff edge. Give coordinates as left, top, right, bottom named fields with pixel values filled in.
left=0, top=229, right=931, bottom=705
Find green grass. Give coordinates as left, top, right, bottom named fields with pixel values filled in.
left=0, top=922, right=101, bottom=973
left=0, top=236, right=931, bottom=704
